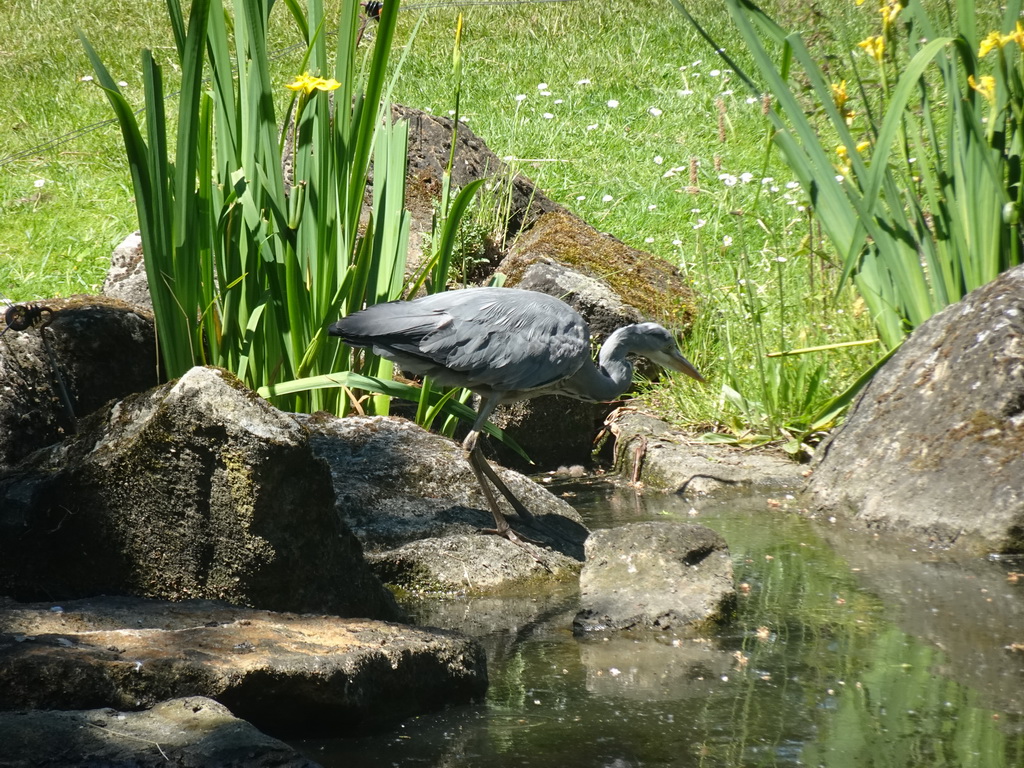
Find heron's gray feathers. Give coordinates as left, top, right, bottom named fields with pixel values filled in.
left=330, top=288, right=591, bottom=396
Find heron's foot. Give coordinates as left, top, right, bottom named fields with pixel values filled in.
left=478, top=525, right=554, bottom=571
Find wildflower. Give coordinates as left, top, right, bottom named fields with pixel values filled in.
left=857, top=35, right=885, bottom=64
left=602, top=194, right=614, bottom=202
left=577, top=78, right=592, bottom=85
left=693, top=219, right=707, bottom=230
left=576, top=195, right=586, bottom=201
left=978, top=26, right=1022, bottom=58
left=740, top=172, right=754, bottom=183
left=648, top=107, right=663, bottom=117
left=34, top=178, right=46, bottom=188
left=607, top=99, right=619, bottom=108
left=968, top=74, right=997, bottom=105
left=286, top=72, right=340, bottom=95
left=831, top=80, right=848, bottom=111
left=644, top=237, right=655, bottom=243
left=538, top=82, right=549, bottom=90
left=879, top=1, right=901, bottom=30
left=586, top=123, right=599, bottom=131
left=80, top=74, right=94, bottom=82
left=653, top=156, right=664, bottom=165
left=856, top=140, right=871, bottom=153
left=515, top=94, right=527, bottom=102
left=723, top=235, right=733, bottom=247
left=543, top=112, right=554, bottom=119
left=710, top=69, right=721, bottom=77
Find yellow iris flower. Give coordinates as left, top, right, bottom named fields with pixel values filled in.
left=858, top=35, right=885, bottom=64
left=968, top=74, right=997, bottom=105
left=285, top=72, right=341, bottom=95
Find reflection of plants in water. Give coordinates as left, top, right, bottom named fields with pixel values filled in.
left=697, top=519, right=1023, bottom=767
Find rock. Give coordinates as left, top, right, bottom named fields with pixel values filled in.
left=0, top=696, right=317, bottom=768
left=0, top=296, right=157, bottom=467
left=300, top=413, right=589, bottom=594
left=0, top=596, right=487, bottom=737
left=392, top=104, right=561, bottom=273
left=498, top=211, right=697, bottom=338
left=805, top=264, right=1024, bottom=552
left=102, top=231, right=152, bottom=311
left=607, top=409, right=804, bottom=494
left=0, top=366, right=402, bottom=620
left=573, top=522, right=735, bottom=635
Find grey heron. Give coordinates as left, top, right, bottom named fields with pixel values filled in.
left=329, top=287, right=704, bottom=545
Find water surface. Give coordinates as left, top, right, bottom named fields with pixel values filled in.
left=298, top=482, right=1024, bottom=767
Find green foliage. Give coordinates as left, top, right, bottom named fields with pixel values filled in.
left=80, top=0, right=410, bottom=414
left=675, top=0, right=1024, bottom=348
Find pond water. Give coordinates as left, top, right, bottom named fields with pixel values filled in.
left=296, top=482, right=1024, bottom=767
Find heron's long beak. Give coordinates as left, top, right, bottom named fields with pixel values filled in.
left=659, top=347, right=706, bottom=383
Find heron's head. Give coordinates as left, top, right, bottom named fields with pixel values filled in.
left=630, top=323, right=705, bottom=383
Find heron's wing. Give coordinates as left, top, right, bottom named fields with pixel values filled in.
left=332, top=288, right=590, bottom=394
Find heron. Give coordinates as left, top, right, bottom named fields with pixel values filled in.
left=329, top=287, right=704, bottom=545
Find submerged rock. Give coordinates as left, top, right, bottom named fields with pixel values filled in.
left=806, top=264, right=1024, bottom=552
left=301, top=414, right=589, bottom=595
left=0, top=696, right=317, bottom=768
left=0, top=596, right=487, bottom=737
left=574, top=522, right=735, bottom=635
left=0, top=366, right=401, bottom=620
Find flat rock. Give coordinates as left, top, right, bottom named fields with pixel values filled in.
left=0, top=696, right=316, bottom=768
left=0, top=596, right=487, bottom=737
left=0, top=366, right=401, bottom=620
left=805, top=264, right=1024, bottom=552
left=607, top=409, right=804, bottom=495
left=574, top=522, right=735, bottom=635
left=301, top=414, right=589, bottom=595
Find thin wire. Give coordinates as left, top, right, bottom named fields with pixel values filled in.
left=0, top=0, right=579, bottom=170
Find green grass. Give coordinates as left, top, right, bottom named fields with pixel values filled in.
left=1, top=0, right=889, bottom=438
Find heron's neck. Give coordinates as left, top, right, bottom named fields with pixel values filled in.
left=561, top=327, right=637, bottom=402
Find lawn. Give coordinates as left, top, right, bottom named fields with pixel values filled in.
left=1, top=0, right=896, bottom=442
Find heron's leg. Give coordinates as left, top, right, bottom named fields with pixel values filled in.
left=461, top=400, right=543, bottom=547
left=474, top=457, right=537, bottom=522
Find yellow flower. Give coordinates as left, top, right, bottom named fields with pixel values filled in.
left=979, top=31, right=1008, bottom=58
left=858, top=35, right=885, bottom=64
left=285, top=71, right=341, bottom=95
left=831, top=80, right=849, bottom=110
left=968, top=74, right=997, bottom=105
left=880, top=1, right=902, bottom=29
left=856, top=140, right=871, bottom=153
left=835, top=144, right=849, bottom=159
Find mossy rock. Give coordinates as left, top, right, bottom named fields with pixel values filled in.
left=499, top=210, right=698, bottom=334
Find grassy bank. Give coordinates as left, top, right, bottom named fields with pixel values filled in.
left=1, top=0, right=892, bottom=441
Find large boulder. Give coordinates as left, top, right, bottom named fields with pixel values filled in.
left=0, top=366, right=401, bottom=620
left=0, top=596, right=486, bottom=737
left=300, top=413, right=589, bottom=595
left=0, top=296, right=157, bottom=467
left=805, top=264, right=1024, bottom=552
left=0, top=696, right=317, bottom=768
left=573, top=522, right=735, bottom=635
